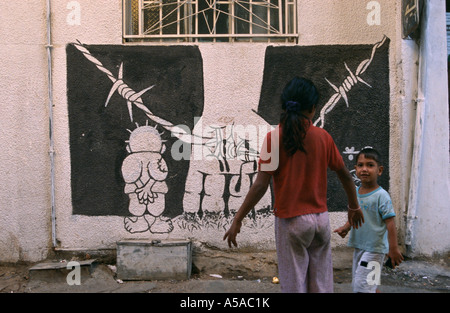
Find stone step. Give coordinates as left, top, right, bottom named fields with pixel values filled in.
left=28, top=259, right=97, bottom=283
left=116, top=239, right=192, bottom=281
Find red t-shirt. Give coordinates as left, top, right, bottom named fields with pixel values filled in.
left=258, top=124, right=345, bottom=218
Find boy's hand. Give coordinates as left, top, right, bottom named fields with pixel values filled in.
left=387, top=248, right=404, bottom=269
left=384, top=217, right=403, bottom=268
left=333, top=224, right=350, bottom=238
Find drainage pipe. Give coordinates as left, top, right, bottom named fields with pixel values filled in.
left=46, top=0, right=57, bottom=248
left=405, top=2, right=426, bottom=248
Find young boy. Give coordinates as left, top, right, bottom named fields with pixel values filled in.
left=334, top=147, right=403, bottom=293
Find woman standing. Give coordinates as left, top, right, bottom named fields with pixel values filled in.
left=223, top=77, right=364, bottom=293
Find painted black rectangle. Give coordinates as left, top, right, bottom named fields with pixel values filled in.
left=257, top=38, right=390, bottom=212
left=67, top=44, right=204, bottom=216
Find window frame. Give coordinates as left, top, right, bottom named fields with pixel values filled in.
left=123, top=0, right=298, bottom=43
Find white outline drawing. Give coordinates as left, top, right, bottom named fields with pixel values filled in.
left=343, top=146, right=360, bottom=161
left=73, top=41, right=208, bottom=145
left=122, top=121, right=173, bottom=234
left=314, top=35, right=388, bottom=128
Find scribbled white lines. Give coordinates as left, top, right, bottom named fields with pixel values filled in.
left=73, top=41, right=206, bottom=144
left=314, top=36, right=387, bottom=128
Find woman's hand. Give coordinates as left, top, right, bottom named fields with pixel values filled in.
left=348, top=207, right=364, bottom=229
left=223, top=220, right=242, bottom=248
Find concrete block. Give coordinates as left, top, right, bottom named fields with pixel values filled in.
left=29, top=259, right=97, bottom=283
left=116, top=239, right=192, bottom=281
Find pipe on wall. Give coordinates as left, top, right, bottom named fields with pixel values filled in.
left=405, top=95, right=424, bottom=247
left=405, top=0, right=449, bottom=251
left=46, top=0, right=57, bottom=248
left=405, top=1, right=427, bottom=248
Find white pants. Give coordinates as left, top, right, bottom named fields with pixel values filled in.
left=352, top=248, right=385, bottom=293
left=275, top=212, right=333, bottom=293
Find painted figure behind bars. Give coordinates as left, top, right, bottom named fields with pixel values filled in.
left=121, top=124, right=173, bottom=233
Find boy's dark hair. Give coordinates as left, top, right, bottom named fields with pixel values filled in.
left=280, top=77, right=320, bottom=155
left=356, top=147, right=382, bottom=165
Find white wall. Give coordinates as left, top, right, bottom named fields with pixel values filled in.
left=406, top=0, right=450, bottom=256
left=0, top=0, right=448, bottom=262
left=50, top=0, right=401, bottom=253
left=0, top=0, right=51, bottom=262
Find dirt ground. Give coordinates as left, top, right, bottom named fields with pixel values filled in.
left=1, top=248, right=449, bottom=293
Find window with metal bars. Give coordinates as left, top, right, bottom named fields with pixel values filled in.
left=123, top=0, right=297, bottom=42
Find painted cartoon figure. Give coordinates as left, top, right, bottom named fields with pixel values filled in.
left=121, top=123, right=173, bottom=233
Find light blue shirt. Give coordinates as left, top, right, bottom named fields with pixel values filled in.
left=347, top=186, right=395, bottom=254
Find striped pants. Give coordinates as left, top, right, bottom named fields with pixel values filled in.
left=275, top=211, right=333, bottom=293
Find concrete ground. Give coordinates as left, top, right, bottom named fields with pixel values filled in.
left=1, top=247, right=449, bottom=294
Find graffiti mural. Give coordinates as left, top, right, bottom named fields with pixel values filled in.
left=257, top=36, right=390, bottom=212
left=67, top=44, right=205, bottom=227
left=67, top=36, right=390, bottom=234
left=121, top=123, right=172, bottom=234
left=180, top=121, right=273, bottom=234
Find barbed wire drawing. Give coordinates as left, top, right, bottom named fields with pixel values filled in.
left=70, top=37, right=389, bottom=222
left=73, top=41, right=209, bottom=145
left=314, top=35, right=388, bottom=128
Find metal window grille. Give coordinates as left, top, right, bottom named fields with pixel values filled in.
left=123, top=0, right=297, bottom=42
